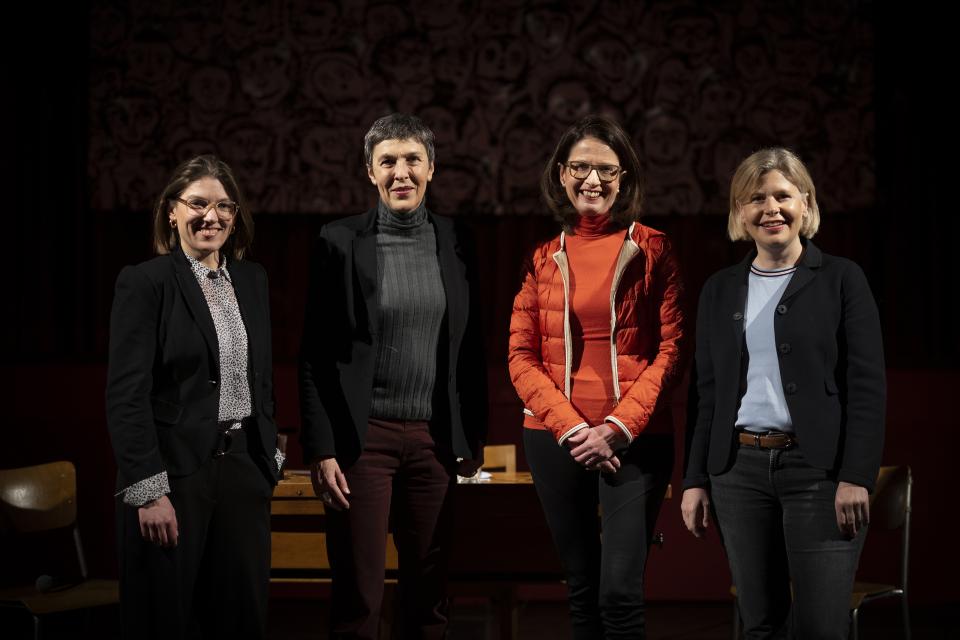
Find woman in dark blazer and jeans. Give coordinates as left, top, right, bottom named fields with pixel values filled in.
left=106, top=155, right=280, bottom=638
left=682, top=148, right=885, bottom=639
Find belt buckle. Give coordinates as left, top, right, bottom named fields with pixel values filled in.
left=213, top=431, right=233, bottom=457
left=754, top=433, right=762, bottom=448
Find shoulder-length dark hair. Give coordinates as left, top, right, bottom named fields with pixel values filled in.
left=152, top=155, right=254, bottom=259
left=540, top=115, right=644, bottom=232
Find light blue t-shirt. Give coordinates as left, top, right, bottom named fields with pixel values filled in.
left=735, top=264, right=798, bottom=433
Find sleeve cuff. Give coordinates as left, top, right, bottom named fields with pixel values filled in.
left=604, top=415, right=634, bottom=444
left=557, top=422, right=589, bottom=446
left=118, top=471, right=170, bottom=507
left=275, top=448, right=286, bottom=473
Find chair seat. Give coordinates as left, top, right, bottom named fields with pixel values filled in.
left=732, top=582, right=901, bottom=611
left=0, top=579, right=119, bottom=615
left=850, top=582, right=899, bottom=609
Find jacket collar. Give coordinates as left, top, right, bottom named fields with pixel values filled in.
left=171, top=245, right=220, bottom=375
left=730, top=239, right=822, bottom=339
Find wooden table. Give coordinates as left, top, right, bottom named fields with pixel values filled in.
left=271, top=470, right=560, bottom=579
left=271, top=471, right=670, bottom=638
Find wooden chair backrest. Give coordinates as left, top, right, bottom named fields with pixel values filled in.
left=869, top=465, right=911, bottom=531
left=0, top=461, right=77, bottom=534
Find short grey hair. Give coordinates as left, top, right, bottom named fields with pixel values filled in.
left=363, top=113, right=436, bottom=167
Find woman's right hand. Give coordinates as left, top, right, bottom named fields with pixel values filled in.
left=138, top=495, right=179, bottom=547
left=310, top=456, right=351, bottom=510
left=681, top=487, right=711, bottom=538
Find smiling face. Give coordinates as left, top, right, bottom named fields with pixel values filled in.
left=168, top=176, right=236, bottom=269
left=367, top=138, right=434, bottom=213
left=559, top=136, right=623, bottom=217
left=738, top=169, right=807, bottom=262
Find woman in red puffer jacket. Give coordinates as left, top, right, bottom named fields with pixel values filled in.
left=508, top=115, right=686, bottom=639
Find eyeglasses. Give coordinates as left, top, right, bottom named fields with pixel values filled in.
left=175, top=197, right=239, bottom=219
left=563, top=162, right=623, bottom=182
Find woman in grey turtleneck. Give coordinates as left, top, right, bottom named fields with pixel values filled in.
left=299, top=113, right=487, bottom=640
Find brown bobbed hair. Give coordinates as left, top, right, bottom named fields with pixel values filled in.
left=727, top=147, right=821, bottom=241
left=152, top=155, right=254, bottom=259
left=541, top=115, right=644, bottom=232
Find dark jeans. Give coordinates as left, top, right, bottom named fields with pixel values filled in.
left=524, top=428, right=673, bottom=640
left=326, top=419, right=456, bottom=640
left=117, top=427, right=273, bottom=639
left=711, top=444, right=866, bottom=639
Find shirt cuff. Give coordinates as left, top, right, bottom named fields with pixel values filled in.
left=275, top=448, right=286, bottom=473
left=118, top=471, right=170, bottom=507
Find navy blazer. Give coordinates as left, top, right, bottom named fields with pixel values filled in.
left=683, top=241, right=885, bottom=492
left=106, top=246, right=279, bottom=488
left=298, top=207, right=487, bottom=466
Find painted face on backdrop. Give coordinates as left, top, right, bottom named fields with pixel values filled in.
left=168, top=177, right=237, bottom=266
left=559, top=136, right=623, bottom=217
left=738, top=170, right=808, bottom=256
left=367, top=138, right=435, bottom=213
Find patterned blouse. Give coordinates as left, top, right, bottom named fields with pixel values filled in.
left=120, top=254, right=255, bottom=507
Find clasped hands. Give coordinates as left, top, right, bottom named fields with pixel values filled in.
left=565, top=424, right=628, bottom=474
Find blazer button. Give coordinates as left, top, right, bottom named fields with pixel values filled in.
left=732, top=312, right=744, bottom=321
left=778, top=343, right=791, bottom=354
left=785, top=382, right=797, bottom=394
left=776, top=304, right=788, bottom=315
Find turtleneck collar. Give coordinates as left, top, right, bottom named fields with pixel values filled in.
left=572, top=212, right=616, bottom=238
left=377, top=199, right=429, bottom=232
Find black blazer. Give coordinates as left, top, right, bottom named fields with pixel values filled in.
left=683, top=241, right=885, bottom=492
left=299, top=207, right=487, bottom=466
left=106, top=246, right=279, bottom=488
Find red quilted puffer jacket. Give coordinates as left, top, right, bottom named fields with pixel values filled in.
left=508, top=222, right=687, bottom=444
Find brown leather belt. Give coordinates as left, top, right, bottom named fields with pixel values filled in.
left=737, top=431, right=797, bottom=449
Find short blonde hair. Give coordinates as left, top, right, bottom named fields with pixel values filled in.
left=727, top=148, right=820, bottom=241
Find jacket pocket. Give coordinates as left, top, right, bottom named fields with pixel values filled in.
left=151, top=397, right=183, bottom=426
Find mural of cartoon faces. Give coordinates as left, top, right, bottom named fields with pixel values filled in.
left=88, top=0, right=875, bottom=215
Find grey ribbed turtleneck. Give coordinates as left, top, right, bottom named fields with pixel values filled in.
left=370, top=200, right=446, bottom=420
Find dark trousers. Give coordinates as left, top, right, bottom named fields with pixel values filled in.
left=117, top=428, right=273, bottom=639
left=524, top=428, right=673, bottom=640
left=711, top=445, right=866, bottom=639
left=326, top=418, right=456, bottom=640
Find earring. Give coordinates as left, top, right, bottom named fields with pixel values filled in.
left=169, top=219, right=177, bottom=229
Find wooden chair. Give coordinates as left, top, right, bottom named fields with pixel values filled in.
left=0, top=461, right=119, bottom=639
left=850, top=465, right=912, bottom=640
left=481, top=444, right=517, bottom=474
left=730, top=465, right=913, bottom=639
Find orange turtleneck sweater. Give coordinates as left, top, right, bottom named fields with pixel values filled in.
left=525, top=213, right=623, bottom=431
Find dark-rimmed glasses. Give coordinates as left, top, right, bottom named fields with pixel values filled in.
left=175, top=197, right=239, bottom=219
left=563, top=162, right=623, bottom=182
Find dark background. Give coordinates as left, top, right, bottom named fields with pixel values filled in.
left=4, top=0, right=957, bottom=607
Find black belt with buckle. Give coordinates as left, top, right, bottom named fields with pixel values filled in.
left=213, top=420, right=248, bottom=457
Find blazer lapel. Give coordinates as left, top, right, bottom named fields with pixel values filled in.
left=432, top=213, right=466, bottom=343
left=172, top=250, right=220, bottom=376
left=353, top=208, right=380, bottom=336
left=730, top=253, right=752, bottom=342
left=779, top=241, right=822, bottom=303
left=229, top=261, right=259, bottom=364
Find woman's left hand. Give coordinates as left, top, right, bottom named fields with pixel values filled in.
left=835, top=481, right=870, bottom=537
left=567, top=426, right=628, bottom=471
